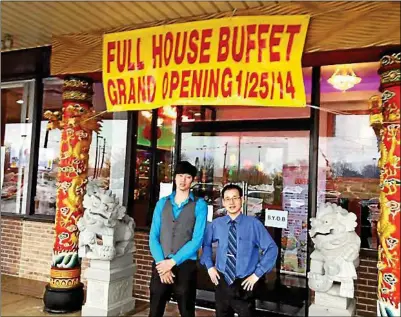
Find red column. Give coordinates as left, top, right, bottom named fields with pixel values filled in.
left=375, top=51, right=400, bottom=317
left=43, top=76, right=101, bottom=313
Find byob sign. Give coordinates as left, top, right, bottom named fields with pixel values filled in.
left=265, top=209, right=288, bottom=229
left=102, top=15, right=310, bottom=111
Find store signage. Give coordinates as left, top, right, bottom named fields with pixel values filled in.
left=265, top=209, right=288, bottom=229
left=103, top=15, right=310, bottom=112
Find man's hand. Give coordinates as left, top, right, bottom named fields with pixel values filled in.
left=156, top=259, right=176, bottom=276
left=160, top=271, right=175, bottom=284
left=207, top=267, right=220, bottom=286
left=241, top=274, right=259, bottom=291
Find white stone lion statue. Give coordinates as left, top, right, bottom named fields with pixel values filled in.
left=77, top=183, right=135, bottom=261
left=308, top=203, right=361, bottom=299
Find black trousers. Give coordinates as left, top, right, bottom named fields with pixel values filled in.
left=215, top=276, right=256, bottom=317
left=149, top=260, right=197, bottom=317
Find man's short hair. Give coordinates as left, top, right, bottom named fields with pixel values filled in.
left=221, top=184, right=243, bottom=198
left=174, top=161, right=197, bottom=178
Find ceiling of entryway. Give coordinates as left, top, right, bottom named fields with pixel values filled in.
left=1, top=1, right=400, bottom=52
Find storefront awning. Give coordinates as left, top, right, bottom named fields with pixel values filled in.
left=2, top=1, right=400, bottom=75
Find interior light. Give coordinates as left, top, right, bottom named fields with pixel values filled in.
left=162, top=106, right=177, bottom=119
left=16, top=99, right=24, bottom=104
left=141, top=111, right=152, bottom=119
left=328, top=65, right=361, bottom=92
left=194, top=112, right=201, bottom=116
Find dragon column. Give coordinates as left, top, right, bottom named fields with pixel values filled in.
left=43, top=76, right=101, bottom=313
left=370, top=51, right=400, bottom=317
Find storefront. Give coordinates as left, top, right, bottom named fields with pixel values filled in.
left=1, top=2, right=400, bottom=316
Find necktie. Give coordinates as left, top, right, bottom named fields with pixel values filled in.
left=225, top=220, right=237, bottom=285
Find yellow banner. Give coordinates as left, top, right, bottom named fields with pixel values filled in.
left=103, top=15, right=310, bottom=112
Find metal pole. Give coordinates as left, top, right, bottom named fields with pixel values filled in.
left=305, top=66, right=321, bottom=317
left=122, top=111, right=138, bottom=216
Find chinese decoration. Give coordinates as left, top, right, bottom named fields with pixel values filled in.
left=370, top=52, right=400, bottom=317
left=43, top=76, right=101, bottom=312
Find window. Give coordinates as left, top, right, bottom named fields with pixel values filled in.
left=318, top=62, right=381, bottom=250
left=133, top=106, right=177, bottom=227
left=34, top=79, right=128, bottom=215
left=1, top=80, right=35, bottom=214
left=156, top=106, right=176, bottom=193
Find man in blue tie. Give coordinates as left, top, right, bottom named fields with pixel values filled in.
left=201, top=184, right=278, bottom=317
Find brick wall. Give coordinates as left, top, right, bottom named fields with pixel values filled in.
left=133, top=231, right=153, bottom=299
left=355, top=252, right=378, bottom=317
left=1, top=218, right=23, bottom=276
left=1, top=217, right=89, bottom=284
left=1, top=217, right=54, bottom=281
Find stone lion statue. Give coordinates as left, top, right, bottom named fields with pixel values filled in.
left=77, top=183, right=135, bottom=261
left=308, top=203, right=361, bottom=298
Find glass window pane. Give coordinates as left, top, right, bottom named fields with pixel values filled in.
left=1, top=80, right=34, bottom=214
left=35, top=78, right=62, bottom=215
left=91, top=83, right=128, bottom=202
left=318, top=62, right=381, bottom=250
left=34, top=80, right=128, bottom=215
left=134, top=149, right=152, bottom=227
left=137, top=110, right=153, bottom=147
left=156, top=106, right=176, bottom=198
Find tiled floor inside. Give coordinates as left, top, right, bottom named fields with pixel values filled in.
left=1, top=275, right=214, bottom=316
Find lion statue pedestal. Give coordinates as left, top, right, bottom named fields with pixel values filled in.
left=78, top=184, right=136, bottom=316
left=308, top=203, right=361, bottom=316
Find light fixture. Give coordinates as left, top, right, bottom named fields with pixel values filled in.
left=162, top=106, right=177, bottom=119
left=16, top=99, right=24, bottom=104
left=2, top=34, right=14, bottom=50
left=194, top=112, right=201, bottom=116
left=327, top=65, right=361, bottom=92
left=141, top=110, right=152, bottom=119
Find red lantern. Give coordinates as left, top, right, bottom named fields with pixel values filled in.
left=143, top=123, right=161, bottom=141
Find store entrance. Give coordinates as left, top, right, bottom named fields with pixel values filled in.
left=179, top=121, right=311, bottom=316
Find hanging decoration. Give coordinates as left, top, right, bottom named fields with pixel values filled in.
left=369, top=51, right=400, bottom=317
left=43, top=76, right=102, bottom=313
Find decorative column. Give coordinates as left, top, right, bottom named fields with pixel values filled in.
left=370, top=51, right=400, bottom=317
left=43, top=76, right=101, bottom=313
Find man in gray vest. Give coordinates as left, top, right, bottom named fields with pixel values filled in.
left=149, top=161, right=208, bottom=317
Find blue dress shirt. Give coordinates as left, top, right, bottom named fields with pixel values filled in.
left=149, top=192, right=208, bottom=266
left=201, top=213, right=278, bottom=278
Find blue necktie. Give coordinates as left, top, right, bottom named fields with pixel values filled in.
left=225, top=220, right=237, bottom=285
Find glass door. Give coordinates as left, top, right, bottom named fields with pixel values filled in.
left=181, top=129, right=312, bottom=316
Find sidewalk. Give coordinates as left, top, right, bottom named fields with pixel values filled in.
left=1, top=275, right=214, bottom=316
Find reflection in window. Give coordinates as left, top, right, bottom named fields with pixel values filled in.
left=133, top=107, right=177, bottom=227
left=34, top=80, right=128, bottom=215
left=1, top=80, right=34, bottom=214
left=156, top=106, right=176, bottom=193
left=134, top=149, right=152, bottom=227
left=181, top=130, right=311, bottom=277
left=318, top=62, right=381, bottom=250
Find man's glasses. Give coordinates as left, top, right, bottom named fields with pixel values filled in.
left=223, top=197, right=241, bottom=203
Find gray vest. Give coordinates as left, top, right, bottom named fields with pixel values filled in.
left=160, top=198, right=197, bottom=258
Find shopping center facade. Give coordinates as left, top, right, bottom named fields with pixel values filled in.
left=1, top=2, right=400, bottom=316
